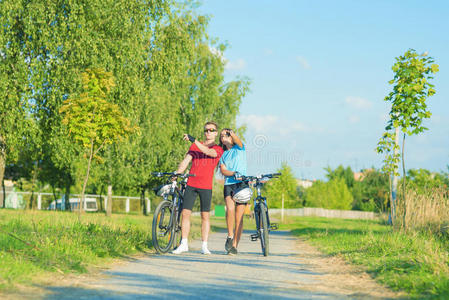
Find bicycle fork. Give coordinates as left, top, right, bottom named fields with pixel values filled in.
left=250, top=200, right=278, bottom=241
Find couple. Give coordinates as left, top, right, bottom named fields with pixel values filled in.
left=172, top=121, right=248, bottom=255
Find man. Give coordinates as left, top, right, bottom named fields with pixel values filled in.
left=172, top=121, right=224, bottom=254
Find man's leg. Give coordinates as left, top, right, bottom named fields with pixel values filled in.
left=181, top=208, right=192, bottom=239
left=201, top=211, right=210, bottom=242
left=173, top=186, right=196, bottom=254
left=172, top=208, right=192, bottom=254
left=199, top=188, right=212, bottom=254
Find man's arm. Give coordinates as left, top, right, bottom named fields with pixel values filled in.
left=194, top=140, right=218, bottom=157
left=220, top=163, right=235, bottom=177
left=175, top=154, right=193, bottom=174
left=183, top=134, right=217, bottom=157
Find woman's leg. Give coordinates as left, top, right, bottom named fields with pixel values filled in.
left=225, top=196, right=235, bottom=237
left=233, top=203, right=246, bottom=248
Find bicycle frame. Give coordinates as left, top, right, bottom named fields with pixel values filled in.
left=253, top=182, right=270, bottom=233
left=240, top=173, right=281, bottom=256
left=151, top=172, right=193, bottom=253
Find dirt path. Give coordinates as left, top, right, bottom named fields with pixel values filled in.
left=38, top=229, right=400, bottom=299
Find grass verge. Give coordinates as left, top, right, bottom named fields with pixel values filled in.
left=0, top=209, right=204, bottom=292
left=280, top=216, right=449, bottom=299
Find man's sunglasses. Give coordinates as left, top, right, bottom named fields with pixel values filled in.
left=204, top=128, right=217, bottom=133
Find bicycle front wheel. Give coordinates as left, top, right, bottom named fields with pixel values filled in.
left=152, top=200, right=176, bottom=253
left=259, top=202, right=269, bottom=256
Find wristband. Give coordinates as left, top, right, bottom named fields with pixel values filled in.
left=187, top=134, right=196, bottom=143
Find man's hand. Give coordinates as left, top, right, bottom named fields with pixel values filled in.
left=183, top=134, right=196, bottom=143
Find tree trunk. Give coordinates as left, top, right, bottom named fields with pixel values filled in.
left=1, top=178, right=5, bottom=209
left=80, top=140, right=95, bottom=214
left=29, top=161, right=39, bottom=210
left=106, top=184, right=112, bottom=217
left=141, top=188, right=146, bottom=215
left=99, top=185, right=104, bottom=212
left=401, top=133, right=407, bottom=230
left=0, top=138, right=6, bottom=209
left=64, top=178, right=71, bottom=211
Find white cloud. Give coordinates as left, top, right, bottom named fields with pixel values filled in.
left=225, top=58, right=246, bottom=71
left=264, top=48, right=273, bottom=56
left=238, top=114, right=307, bottom=136
left=345, top=96, right=372, bottom=110
left=348, top=115, right=360, bottom=124
left=209, top=46, right=224, bottom=61
left=295, top=56, right=311, bottom=69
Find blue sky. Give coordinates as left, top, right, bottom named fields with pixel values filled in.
left=197, top=0, right=449, bottom=180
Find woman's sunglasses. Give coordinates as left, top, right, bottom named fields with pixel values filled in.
left=204, top=128, right=217, bottom=133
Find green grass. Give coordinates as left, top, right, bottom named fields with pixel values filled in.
left=280, top=216, right=449, bottom=299
left=0, top=209, right=204, bottom=292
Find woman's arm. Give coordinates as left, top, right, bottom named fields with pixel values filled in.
left=229, top=130, right=243, bottom=148
left=220, top=163, right=235, bottom=177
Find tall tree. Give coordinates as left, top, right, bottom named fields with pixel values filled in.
left=59, top=68, right=134, bottom=213
left=377, top=49, right=439, bottom=227
left=263, top=163, right=300, bottom=208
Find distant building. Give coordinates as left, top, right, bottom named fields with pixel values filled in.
left=297, top=179, right=314, bottom=189
left=353, top=168, right=374, bottom=181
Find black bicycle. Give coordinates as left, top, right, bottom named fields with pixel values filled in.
left=151, top=172, right=194, bottom=254
left=240, top=173, right=281, bottom=256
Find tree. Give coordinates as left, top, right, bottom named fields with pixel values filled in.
left=59, top=68, right=135, bottom=213
left=304, top=178, right=353, bottom=210
left=377, top=49, right=439, bottom=227
left=0, top=0, right=35, bottom=207
left=263, top=163, right=300, bottom=208
left=325, top=165, right=355, bottom=189
left=352, top=169, right=389, bottom=212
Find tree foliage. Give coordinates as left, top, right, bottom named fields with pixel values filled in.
left=0, top=0, right=249, bottom=210
left=263, top=163, right=301, bottom=208
left=60, top=69, right=134, bottom=212
left=377, top=49, right=439, bottom=176
left=304, top=178, right=353, bottom=210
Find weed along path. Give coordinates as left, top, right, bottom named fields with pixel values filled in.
left=43, top=230, right=399, bottom=300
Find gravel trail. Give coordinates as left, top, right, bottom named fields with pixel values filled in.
left=43, top=229, right=399, bottom=300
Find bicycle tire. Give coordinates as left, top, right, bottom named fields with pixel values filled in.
left=152, top=200, right=176, bottom=253
left=259, top=202, right=269, bottom=256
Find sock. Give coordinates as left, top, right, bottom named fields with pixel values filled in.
left=202, top=241, right=208, bottom=249
left=181, top=238, right=188, bottom=245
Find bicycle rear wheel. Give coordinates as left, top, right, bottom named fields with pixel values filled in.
left=152, top=200, right=176, bottom=253
left=259, top=202, right=269, bottom=256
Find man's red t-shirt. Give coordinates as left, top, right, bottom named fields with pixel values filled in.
left=187, top=143, right=224, bottom=190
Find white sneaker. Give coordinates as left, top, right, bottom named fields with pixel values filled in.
left=201, top=247, right=211, bottom=255
left=172, top=243, right=188, bottom=254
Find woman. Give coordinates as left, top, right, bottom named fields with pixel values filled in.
left=219, top=128, right=248, bottom=255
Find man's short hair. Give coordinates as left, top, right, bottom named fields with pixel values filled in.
left=204, top=121, right=218, bottom=129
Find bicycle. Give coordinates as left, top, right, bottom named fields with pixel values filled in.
left=151, top=172, right=194, bottom=254
left=240, top=173, right=281, bottom=256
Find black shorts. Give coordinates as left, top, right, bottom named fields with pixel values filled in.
left=183, top=185, right=212, bottom=212
left=223, top=182, right=249, bottom=198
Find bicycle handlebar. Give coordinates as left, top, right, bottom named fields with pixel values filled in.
left=238, top=173, right=282, bottom=182
left=151, top=172, right=196, bottom=178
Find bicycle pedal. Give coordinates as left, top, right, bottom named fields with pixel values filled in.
left=270, top=223, right=279, bottom=230
left=250, top=234, right=259, bottom=241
